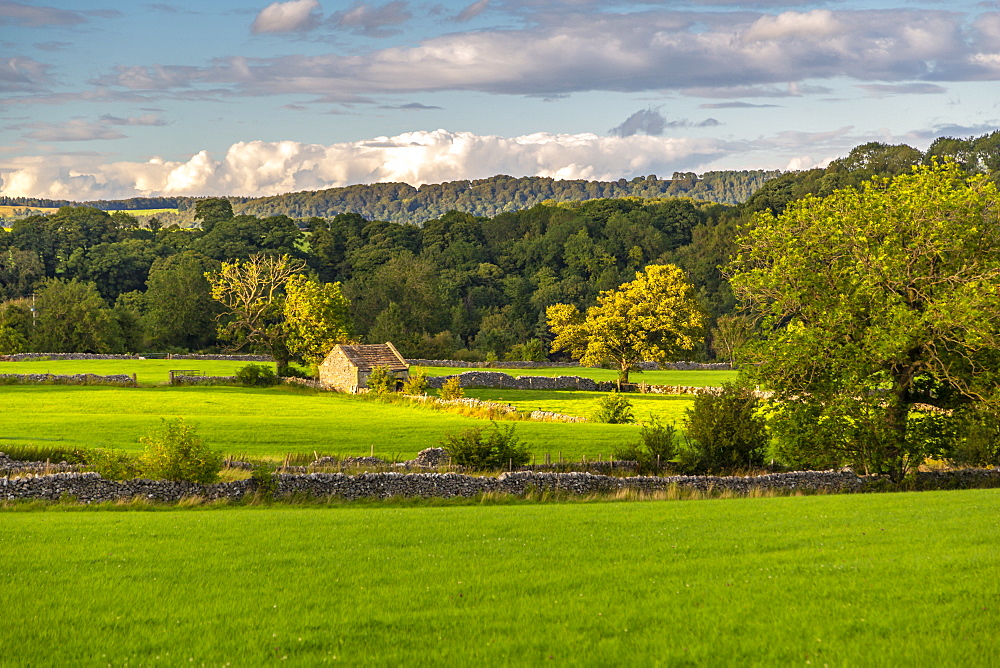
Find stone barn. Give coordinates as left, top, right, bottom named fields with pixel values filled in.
left=318, top=342, right=409, bottom=393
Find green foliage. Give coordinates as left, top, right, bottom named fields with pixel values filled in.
left=31, top=278, right=124, bottom=353
left=235, top=363, right=278, bottom=387
left=283, top=274, right=353, bottom=365
left=205, top=253, right=307, bottom=365
left=439, top=376, right=465, bottom=400
left=250, top=461, right=278, bottom=498
left=682, top=383, right=768, bottom=474
left=0, top=324, right=27, bottom=354
left=138, top=418, right=223, bottom=484
left=366, top=365, right=396, bottom=395
left=949, top=405, right=1000, bottom=468
left=730, top=163, right=1000, bottom=479
left=401, top=367, right=429, bottom=395
left=591, top=391, right=635, bottom=424
left=440, top=421, right=530, bottom=469
left=547, top=264, right=705, bottom=383
left=87, top=447, right=141, bottom=480
left=613, top=416, right=677, bottom=473
left=504, top=338, right=547, bottom=362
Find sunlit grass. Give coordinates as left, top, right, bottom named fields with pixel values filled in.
left=1, top=489, right=997, bottom=664
left=0, top=384, right=642, bottom=460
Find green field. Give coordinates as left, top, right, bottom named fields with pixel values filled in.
left=424, top=365, right=738, bottom=386
left=0, top=385, right=645, bottom=460
left=2, top=489, right=997, bottom=664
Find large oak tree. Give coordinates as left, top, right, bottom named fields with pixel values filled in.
left=729, top=163, right=1000, bottom=478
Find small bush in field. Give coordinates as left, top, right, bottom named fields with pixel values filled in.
left=440, top=376, right=464, bottom=400
left=441, top=422, right=530, bottom=470
left=235, top=363, right=278, bottom=387
left=682, top=383, right=768, bottom=474
left=139, top=418, right=223, bottom=484
left=87, top=448, right=142, bottom=480
left=613, top=416, right=678, bottom=473
left=366, top=365, right=396, bottom=395
left=402, top=367, right=429, bottom=395
left=591, top=391, right=634, bottom=424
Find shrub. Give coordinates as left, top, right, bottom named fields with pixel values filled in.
left=88, top=448, right=141, bottom=480
left=682, top=383, right=768, bottom=474
left=366, top=365, right=396, bottom=395
left=440, top=376, right=464, bottom=400
left=441, top=422, right=530, bottom=470
left=139, top=418, right=223, bottom=484
left=235, top=363, right=278, bottom=387
left=250, top=461, right=278, bottom=498
left=613, top=416, right=678, bottom=473
left=591, top=391, right=634, bottom=424
left=402, top=367, right=429, bottom=395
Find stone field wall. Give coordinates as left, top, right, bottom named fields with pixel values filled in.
left=408, top=359, right=733, bottom=370
left=5, top=468, right=1000, bottom=503
left=0, top=373, right=136, bottom=386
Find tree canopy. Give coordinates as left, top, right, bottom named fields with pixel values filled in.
left=729, top=162, right=1000, bottom=478
left=546, top=264, right=705, bottom=383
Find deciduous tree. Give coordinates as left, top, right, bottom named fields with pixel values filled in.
left=282, top=274, right=353, bottom=366
left=546, top=264, right=705, bottom=383
left=205, top=253, right=306, bottom=369
left=729, top=163, right=1000, bottom=479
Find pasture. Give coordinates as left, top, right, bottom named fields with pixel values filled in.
left=0, top=360, right=729, bottom=460
left=0, top=385, right=648, bottom=460
left=2, top=489, right=997, bottom=664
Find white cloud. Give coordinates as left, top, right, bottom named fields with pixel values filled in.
left=251, top=0, right=320, bottom=34
left=0, top=130, right=731, bottom=199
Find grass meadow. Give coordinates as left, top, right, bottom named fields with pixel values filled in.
left=0, top=360, right=725, bottom=460
left=2, top=489, right=998, bottom=664
left=0, top=385, right=649, bottom=461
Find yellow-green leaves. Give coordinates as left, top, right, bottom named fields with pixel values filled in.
left=283, top=274, right=353, bottom=366
left=546, top=264, right=705, bottom=383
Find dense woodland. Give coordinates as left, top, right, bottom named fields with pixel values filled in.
left=0, top=132, right=998, bottom=362
left=0, top=170, right=779, bottom=227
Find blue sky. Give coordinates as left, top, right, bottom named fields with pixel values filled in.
left=2, top=0, right=999, bottom=200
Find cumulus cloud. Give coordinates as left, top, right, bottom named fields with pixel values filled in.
left=0, top=130, right=732, bottom=199
left=331, top=1, right=411, bottom=37
left=251, top=0, right=320, bottom=34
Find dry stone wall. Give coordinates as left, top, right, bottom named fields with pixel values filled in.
left=6, top=468, right=1000, bottom=503
left=0, top=373, right=136, bottom=387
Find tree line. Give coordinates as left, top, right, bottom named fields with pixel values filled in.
left=0, top=170, right=780, bottom=227
left=1, top=131, right=999, bottom=370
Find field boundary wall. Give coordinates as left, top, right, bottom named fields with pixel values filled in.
left=408, top=359, right=733, bottom=370
left=5, top=468, right=1000, bottom=503
left=0, top=373, right=136, bottom=387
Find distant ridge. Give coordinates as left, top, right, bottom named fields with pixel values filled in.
left=0, top=170, right=780, bottom=226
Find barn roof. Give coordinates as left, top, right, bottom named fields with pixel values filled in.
left=334, top=343, right=408, bottom=372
